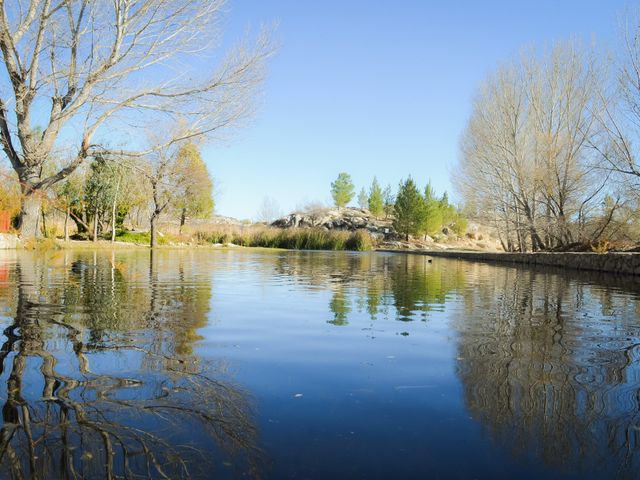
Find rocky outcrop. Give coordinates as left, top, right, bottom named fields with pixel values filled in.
left=271, top=208, right=393, bottom=235
left=270, top=209, right=504, bottom=252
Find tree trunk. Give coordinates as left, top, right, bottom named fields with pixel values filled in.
left=179, top=208, right=186, bottom=235
left=92, top=210, right=99, bottom=243
left=150, top=214, right=158, bottom=249
left=111, top=177, right=121, bottom=243
left=17, top=194, right=43, bottom=239
left=64, top=207, right=70, bottom=242
left=70, top=210, right=89, bottom=235
left=41, top=209, right=48, bottom=238
left=111, top=206, right=117, bottom=243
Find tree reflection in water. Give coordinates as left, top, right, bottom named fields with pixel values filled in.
left=453, top=265, right=640, bottom=478
left=270, top=252, right=466, bottom=326
left=271, top=251, right=640, bottom=476
left=0, top=251, right=261, bottom=479
left=4, top=249, right=638, bottom=479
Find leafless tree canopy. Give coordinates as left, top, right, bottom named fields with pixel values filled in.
left=457, top=42, right=621, bottom=251
left=0, top=0, right=273, bottom=237
left=591, top=9, right=640, bottom=186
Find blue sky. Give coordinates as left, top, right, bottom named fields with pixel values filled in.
left=205, top=0, right=629, bottom=220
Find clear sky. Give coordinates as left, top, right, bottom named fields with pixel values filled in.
left=205, top=0, right=630, bottom=220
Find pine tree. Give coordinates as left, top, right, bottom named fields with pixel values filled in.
left=393, top=177, right=425, bottom=241
left=422, top=181, right=444, bottom=236
left=368, top=177, right=384, bottom=218
left=331, top=172, right=355, bottom=209
left=439, top=191, right=456, bottom=226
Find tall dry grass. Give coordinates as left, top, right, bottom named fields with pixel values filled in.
left=156, top=224, right=375, bottom=251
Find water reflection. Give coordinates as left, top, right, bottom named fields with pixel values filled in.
left=272, top=252, right=465, bottom=325
left=1, top=249, right=639, bottom=479
left=266, top=252, right=640, bottom=477
left=0, top=251, right=260, bottom=479
left=453, top=265, right=640, bottom=478
left=389, top=255, right=464, bottom=321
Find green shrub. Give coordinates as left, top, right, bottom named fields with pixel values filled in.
left=451, top=216, right=468, bottom=236
left=116, top=231, right=169, bottom=245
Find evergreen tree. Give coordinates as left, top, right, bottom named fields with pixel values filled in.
left=439, top=191, right=456, bottom=226
left=422, top=182, right=444, bottom=236
left=331, top=172, right=355, bottom=209
left=393, top=177, right=425, bottom=240
left=368, top=177, right=384, bottom=218
left=357, top=187, right=369, bottom=210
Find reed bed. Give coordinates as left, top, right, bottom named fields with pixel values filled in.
left=157, top=224, right=375, bottom=251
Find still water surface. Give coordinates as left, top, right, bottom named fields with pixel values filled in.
left=0, top=249, right=639, bottom=479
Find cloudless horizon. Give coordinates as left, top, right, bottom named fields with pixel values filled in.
left=204, top=0, right=629, bottom=220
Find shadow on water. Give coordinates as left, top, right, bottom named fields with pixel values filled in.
left=0, top=250, right=262, bottom=480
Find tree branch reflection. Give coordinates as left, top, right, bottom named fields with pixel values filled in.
left=453, top=266, right=640, bottom=477
left=0, top=252, right=262, bottom=479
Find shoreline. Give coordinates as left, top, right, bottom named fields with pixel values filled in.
left=376, top=249, right=640, bottom=276
left=3, top=232, right=640, bottom=277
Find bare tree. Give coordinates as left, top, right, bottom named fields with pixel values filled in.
left=523, top=43, right=613, bottom=247
left=146, top=148, right=178, bottom=248
left=591, top=9, right=640, bottom=195
left=0, top=0, right=274, bottom=238
left=256, top=195, right=281, bottom=223
left=457, top=42, right=615, bottom=251
left=457, top=60, right=536, bottom=251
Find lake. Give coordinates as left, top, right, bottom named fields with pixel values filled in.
left=0, top=248, right=639, bottom=479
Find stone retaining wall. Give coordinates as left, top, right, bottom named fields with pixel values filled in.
left=377, top=249, right=640, bottom=276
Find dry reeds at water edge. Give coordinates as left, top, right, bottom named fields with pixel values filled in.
left=189, top=226, right=375, bottom=251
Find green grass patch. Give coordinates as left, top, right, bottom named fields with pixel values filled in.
left=115, top=231, right=169, bottom=245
